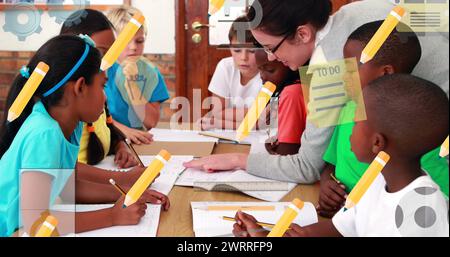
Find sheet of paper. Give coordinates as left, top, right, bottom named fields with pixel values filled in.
left=149, top=128, right=219, bottom=143
left=191, top=202, right=318, bottom=237
left=209, top=130, right=268, bottom=145
left=75, top=204, right=161, bottom=237
left=175, top=169, right=296, bottom=202
left=225, top=170, right=297, bottom=202
left=175, top=168, right=234, bottom=187
left=94, top=155, right=193, bottom=195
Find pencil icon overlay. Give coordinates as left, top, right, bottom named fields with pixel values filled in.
left=35, top=215, right=58, bottom=237
left=360, top=6, right=406, bottom=64
left=267, top=198, right=304, bottom=237
left=8, top=62, right=49, bottom=122
left=236, top=82, right=277, bottom=142
left=344, top=151, right=391, bottom=211
left=440, top=136, right=449, bottom=158
left=123, top=150, right=171, bottom=208
left=101, top=12, right=145, bottom=71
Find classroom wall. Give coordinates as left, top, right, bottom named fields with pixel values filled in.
left=0, top=0, right=176, bottom=122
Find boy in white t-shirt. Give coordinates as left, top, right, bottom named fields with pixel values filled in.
left=232, top=74, right=449, bottom=237
left=200, top=16, right=263, bottom=130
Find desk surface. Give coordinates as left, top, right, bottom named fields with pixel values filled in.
left=144, top=142, right=323, bottom=237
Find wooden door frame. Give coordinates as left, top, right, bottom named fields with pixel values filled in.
left=175, top=0, right=187, bottom=99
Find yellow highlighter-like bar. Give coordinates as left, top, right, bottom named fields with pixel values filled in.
left=344, top=151, right=390, bottom=211
left=123, top=150, right=171, bottom=208
left=205, top=205, right=276, bottom=212
left=209, top=0, right=226, bottom=16
left=8, top=62, right=49, bottom=123
left=360, top=6, right=405, bottom=64
left=35, top=215, right=58, bottom=237
left=267, top=198, right=304, bottom=237
left=101, top=13, right=145, bottom=71
left=236, top=82, right=277, bottom=142
left=440, top=136, right=449, bottom=158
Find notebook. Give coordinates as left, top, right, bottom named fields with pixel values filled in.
left=175, top=169, right=297, bottom=202
left=76, top=204, right=161, bottom=237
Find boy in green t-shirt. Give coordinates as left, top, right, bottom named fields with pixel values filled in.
left=318, top=21, right=449, bottom=218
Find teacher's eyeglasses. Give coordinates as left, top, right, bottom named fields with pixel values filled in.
left=262, top=34, right=290, bottom=57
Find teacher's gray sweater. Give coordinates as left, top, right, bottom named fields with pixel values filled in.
left=246, top=0, right=449, bottom=184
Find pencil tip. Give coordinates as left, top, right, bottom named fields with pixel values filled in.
left=122, top=205, right=127, bottom=209
left=343, top=208, right=348, bottom=212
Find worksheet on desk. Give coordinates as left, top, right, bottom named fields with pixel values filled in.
left=191, top=202, right=318, bottom=237
left=149, top=128, right=219, bottom=143
left=175, top=169, right=297, bottom=202
left=208, top=130, right=269, bottom=145
left=94, top=155, right=193, bottom=195
left=75, top=204, right=161, bottom=237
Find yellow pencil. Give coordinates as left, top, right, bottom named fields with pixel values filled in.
left=236, top=82, right=277, bottom=142
left=35, top=215, right=58, bottom=237
left=101, top=12, right=145, bottom=71
left=109, top=178, right=127, bottom=196
left=267, top=198, right=304, bottom=237
left=344, top=151, right=390, bottom=211
left=8, top=62, right=49, bottom=123
left=125, top=138, right=144, bottom=167
left=209, top=0, right=226, bottom=16
left=440, top=136, right=449, bottom=158
left=123, top=150, right=171, bottom=208
left=197, top=205, right=276, bottom=211
left=360, top=6, right=405, bottom=64
left=222, top=216, right=275, bottom=229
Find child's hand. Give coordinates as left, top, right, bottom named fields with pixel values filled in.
left=120, top=166, right=146, bottom=187
left=284, top=224, right=307, bottom=237
left=232, top=211, right=269, bottom=237
left=111, top=196, right=147, bottom=226
left=140, top=189, right=170, bottom=211
left=115, top=144, right=138, bottom=169
left=317, top=171, right=347, bottom=218
left=124, top=127, right=153, bottom=145
left=183, top=154, right=247, bottom=172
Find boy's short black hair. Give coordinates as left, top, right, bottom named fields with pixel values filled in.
left=228, top=15, right=256, bottom=44
left=348, top=21, right=422, bottom=73
left=364, top=74, right=449, bottom=158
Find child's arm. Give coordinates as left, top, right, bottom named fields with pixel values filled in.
left=76, top=162, right=145, bottom=187
left=75, top=177, right=170, bottom=210
left=143, top=102, right=161, bottom=129
left=75, top=196, right=147, bottom=233
left=20, top=172, right=146, bottom=235
left=317, top=164, right=347, bottom=218
left=114, top=120, right=154, bottom=145
left=112, top=141, right=139, bottom=169
left=284, top=220, right=342, bottom=237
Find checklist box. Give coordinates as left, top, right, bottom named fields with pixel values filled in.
left=300, top=58, right=366, bottom=128
left=394, top=0, right=449, bottom=32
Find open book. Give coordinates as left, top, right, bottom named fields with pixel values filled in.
left=191, top=202, right=318, bottom=237
left=175, top=169, right=297, bottom=202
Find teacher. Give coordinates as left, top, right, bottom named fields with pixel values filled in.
left=184, top=0, right=449, bottom=183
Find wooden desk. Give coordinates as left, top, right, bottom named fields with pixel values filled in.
left=144, top=142, right=323, bottom=237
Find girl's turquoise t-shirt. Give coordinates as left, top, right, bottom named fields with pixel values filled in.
left=0, top=101, right=82, bottom=237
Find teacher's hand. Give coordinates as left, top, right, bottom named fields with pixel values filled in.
left=183, top=153, right=249, bottom=172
